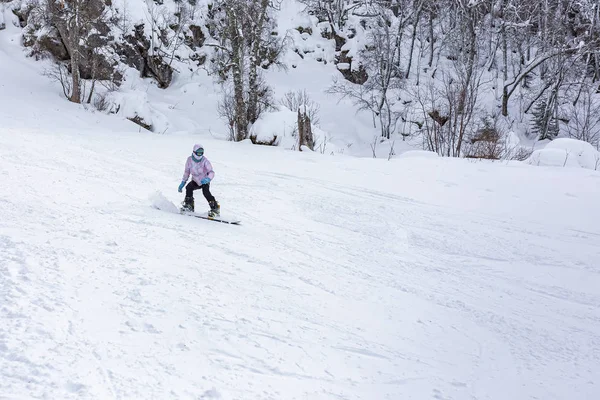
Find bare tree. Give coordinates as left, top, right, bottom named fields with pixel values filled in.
left=280, top=89, right=321, bottom=126
left=328, top=2, right=423, bottom=139
left=565, top=85, right=600, bottom=148
left=217, top=84, right=237, bottom=141
left=498, top=0, right=600, bottom=117
left=43, top=63, right=73, bottom=99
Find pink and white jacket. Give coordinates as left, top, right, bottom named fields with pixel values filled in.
left=182, top=145, right=215, bottom=185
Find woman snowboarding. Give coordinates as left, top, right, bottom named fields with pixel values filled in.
left=178, top=144, right=220, bottom=217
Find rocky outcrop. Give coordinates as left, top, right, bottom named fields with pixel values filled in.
left=11, top=3, right=31, bottom=27
left=12, top=1, right=181, bottom=89
left=320, top=24, right=368, bottom=85
left=185, top=24, right=207, bottom=66
left=146, top=55, right=173, bottom=88
left=186, top=25, right=206, bottom=49
left=336, top=50, right=368, bottom=85
left=118, top=24, right=148, bottom=71
left=36, top=32, right=69, bottom=61
left=17, top=0, right=118, bottom=82
left=118, top=24, right=173, bottom=88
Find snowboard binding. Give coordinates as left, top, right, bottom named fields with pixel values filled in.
left=208, top=201, right=220, bottom=218
left=181, top=196, right=194, bottom=212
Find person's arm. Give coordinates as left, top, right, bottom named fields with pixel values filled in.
left=178, top=158, right=191, bottom=192
left=182, top=158, right=191, bottom=182
left=205, top=159, right=215, bottom=180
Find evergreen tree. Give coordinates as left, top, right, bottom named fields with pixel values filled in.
left=531, top=99, right=559, bottom=141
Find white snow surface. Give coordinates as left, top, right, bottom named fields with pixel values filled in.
left=397, top=150, right=439, bottom=159
left=3, top=124, right=600, bottom=400
left=2, top=6, right=600, bottom=400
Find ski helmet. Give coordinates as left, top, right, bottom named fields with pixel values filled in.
left=193, top=143, right=204, bottom=157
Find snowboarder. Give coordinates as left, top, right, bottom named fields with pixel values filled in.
left=178, top=144, right=220, bottom=217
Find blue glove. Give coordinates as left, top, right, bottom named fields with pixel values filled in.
left=201, top=177, right=211, bottom=185
left=178, top=181, right=185, bottom=192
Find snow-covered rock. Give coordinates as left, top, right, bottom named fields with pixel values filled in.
left=248, top=106, right=297, bottom=146
left=248, top=105, right=332, bottom=151
left=106, top=87, right=170, bottom=134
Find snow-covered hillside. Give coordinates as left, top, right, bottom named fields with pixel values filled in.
left=4, top=0, right=600, bottom=159
left=2, top=9, right=600, bottom=400
left=2, top=0, right=399, bottom=157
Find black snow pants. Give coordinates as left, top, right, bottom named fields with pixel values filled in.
left=185, top=180, right=216, bottom=203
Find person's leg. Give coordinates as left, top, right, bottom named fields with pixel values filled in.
left=186, top=181, right=201, bottom=197
left=201, top=183, right=216, bottom=203
left=202, top=184, right=220, bottom=216
left=183, top=181, right=201, bottom=211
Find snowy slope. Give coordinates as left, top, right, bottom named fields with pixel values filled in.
left=2, top=7, right=600, bottom=400
left=3, top=118, right=600, bottom=400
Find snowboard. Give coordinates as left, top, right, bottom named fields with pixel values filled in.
left=180, top=210, right=241, bottom=225
left=149, top=191, right=241, bottom=225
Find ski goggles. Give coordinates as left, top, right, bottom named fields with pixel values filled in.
left=194, top=148, right=204, bottom=156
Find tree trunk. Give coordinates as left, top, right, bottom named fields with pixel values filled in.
left=405, top=4, right=422, bottom=79
left=539, top=0, right=549, bottom=80
left=500, top=0, right=508, bottom=81
left=457, top=13, right=476, bottom=116
left=593, top=6, right=600, bottom=82
left=246, top=0, right=269, bottom=125
left=226, top=6, right=247, bottom=141
left=69, top=14, right=81, bottom=104
left=298, top=108, right=314, bottom=150
left=428, top=10, right=434, bottom=68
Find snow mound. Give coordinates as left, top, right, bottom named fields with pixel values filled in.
left=527, top=138, right=600, bottom=170
left=397, top=150, right=439, bottom=159
left=149, top=191, right=179, bottom=213
left=249, top=107, right=296, bottom=146
left=107, top=87, right=170, bottom=134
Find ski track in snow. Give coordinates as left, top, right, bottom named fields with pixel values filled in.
left=1, top=128, right=599, bottom=400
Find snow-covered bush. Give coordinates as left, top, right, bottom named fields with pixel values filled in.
left=564, top=86, right=600, bottom=149
left=464, top=114, right=508, bottom=160
left=527, top=138, right=600, bottom=170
